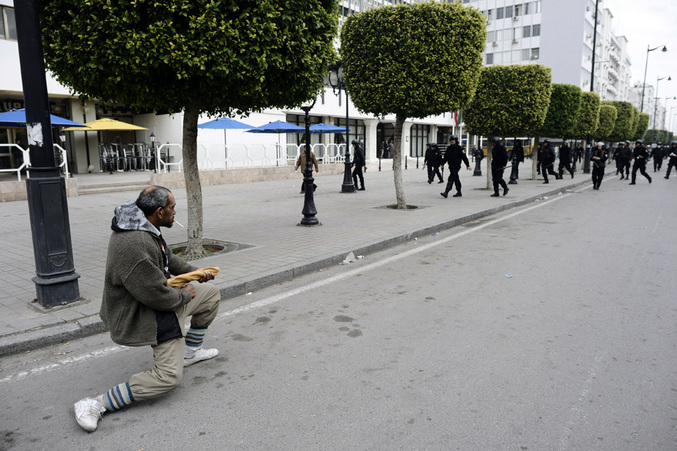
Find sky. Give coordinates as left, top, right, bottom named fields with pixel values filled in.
left=605, top=0, right=677, bottom=131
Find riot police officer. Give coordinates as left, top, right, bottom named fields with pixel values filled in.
left=665, top=141, right=677, bottom=179
left=440, top=135, right=470, bottom=198
left=629, top=139, right=652, bottom=185
left=591, top=142, right=607, bottom=190
left=490, top=137, right=509, bottom=197
left=424, top=143, right=443, bottom=184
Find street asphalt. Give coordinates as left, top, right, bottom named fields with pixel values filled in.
left=0, top=159, right=601, bottom=357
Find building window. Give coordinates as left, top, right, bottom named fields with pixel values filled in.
left=505, top=6, right=513, bottom=18
left=486, top=53, right=494, bottom=65
left=532, top=24, right=541, bottom=36
left=410, top=124, right=430, bottom=158
left=496, top=8, right=504, bottom=19
left=514, top=4, right=522, bottom=17
left=1, top=7, right=17, bottom=41
left=531, top=48, right=540, bottom=60
left=522, top=49, right=530, bottom=60
left=487, top=30, right=495, bottom=42
left=523, top=25, right=531, bottom=37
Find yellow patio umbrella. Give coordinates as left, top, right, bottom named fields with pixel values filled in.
left=62, top=118, right=148, bottom=131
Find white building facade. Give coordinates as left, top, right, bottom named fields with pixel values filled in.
left=462, top=0, right=632, bottom=103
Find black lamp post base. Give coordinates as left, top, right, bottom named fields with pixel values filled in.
left=32, top=273, right=81, bottom=308
left=341, top=161, right=355, bottom=193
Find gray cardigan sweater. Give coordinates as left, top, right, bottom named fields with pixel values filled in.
left=100, top=201, right=195, bottom=346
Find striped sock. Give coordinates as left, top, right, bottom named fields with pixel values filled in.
left=185, top=326, right=208, bottom=349
left=102, top=382, right=135, bottom=412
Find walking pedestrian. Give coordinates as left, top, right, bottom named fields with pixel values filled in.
left=557, top=140, right=574, bottom=179
left=612, top=142, right=625, bottom=178
left=351, top=140, right=366, bottom=190
left=508, top=141, right=525, bottom=184
left=440, top=135, right=470, bottom=198
left=591, top=142, right=607, bottom=190
left=629, top=139, right=652, bottom=185
left=424, top=143, right=443, bottom=184
left=652, top=143, right=664, bottom=172
left=537, top=139, right=560, bottom=183
left=73, top=186, right=221, bottom=432
left=490, top=137, right=509, bottom=197
left=664, top=141, right=677, bottom=179
left=295, top=145, right=319, bottom=193
left=619, top=140, right=632, bottom=180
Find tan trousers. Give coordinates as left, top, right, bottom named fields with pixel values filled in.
left=128, top=282, right=220, bottom=401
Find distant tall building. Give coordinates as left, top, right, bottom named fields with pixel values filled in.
left=461, top=0, right=631, bottom=102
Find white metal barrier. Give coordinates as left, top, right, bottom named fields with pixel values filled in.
left=0, top=144, right=28, bottom=181
left=53, top=144, right=71, bottom=178
left=156, top=143, right=183, bottom=173
left=152, top=143, right=350, bottom=173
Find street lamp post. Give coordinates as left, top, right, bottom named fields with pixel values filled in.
left=640, top=44, right=668, bottom=113
left=298, top=101, right=320, bottom=226
left=584, top=0, right=600, bottom=174
left=668, top=105, right=677, bottom=133
left=652, top=76, right=671, bottom=128
left=327, top=61, right=356, bottom=193
left=15, top=0, right=80, bottom=307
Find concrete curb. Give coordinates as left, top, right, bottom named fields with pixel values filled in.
left=0, top=178, right=591, bottom=357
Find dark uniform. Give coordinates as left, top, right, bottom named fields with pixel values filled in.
left=508, top=142, right=525, bottom=184
left=612, top=143, right=625, bottom=177
left=351, top=141, right=366, bottom=190
left=629, top=140, right=652, bottom=185
left=424, top=143, right=443, bottom=184
left=538, top=140, right=560, bottom=183
left=490, top=137, right=509, bottom=197
left=620, top=142, right=632, bottom=179
left=440, top=138, right=470, bottom=198
left=652, top=144, right=664, bottom=172
left=591, top=143, right=607, bottom=190
left=558, top=142, right=574, bottom=179
left=664, top=142, right=677, bottom=179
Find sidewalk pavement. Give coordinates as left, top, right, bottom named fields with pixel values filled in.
left=0, top=161, right=591, bottom=357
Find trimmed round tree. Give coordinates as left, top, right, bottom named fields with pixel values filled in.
left=608, top=101, right=636, bottom=143
left=634, top=113, right=650, bottom=141
left=464, top=64, right=552, bottom=186
left=538, top=84, right=582, bottom=139
left=341, top=2, right=486, bottom=208
left=572, top=92, right=600, bottom=141
left=40, top=0, right=339, bottom=255
left=593, top=103, right=617, bottom=142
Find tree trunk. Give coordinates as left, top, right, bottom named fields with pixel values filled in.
left=182, top=100, right=205, bottom=257
left=393, top=114, right=407, bottom=209
left=532, top=136, right=541, bottom=180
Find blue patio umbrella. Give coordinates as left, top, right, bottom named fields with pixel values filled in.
left=198, top=117, right=253, bottom=162
left=197, top=117, right=252, bottom=130
left=246, top=120, right=305, bottom=166
left=246, top=120, right=305, bottom=134
left=0, top=108, right=86, bottom=128
left=309, top=123, right=348, bottom=134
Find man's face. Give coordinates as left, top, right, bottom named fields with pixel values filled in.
left=159, top=193, right=177, bottom=228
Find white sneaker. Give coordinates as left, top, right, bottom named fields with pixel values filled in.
left=183, top=348, right=219, bottom=367
left=74, top=397, right=105, bottom=432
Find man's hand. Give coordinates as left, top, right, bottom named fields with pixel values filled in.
left=198, top=270, right=215, bottom=283
left=182, top=284, right=196, bottom=299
